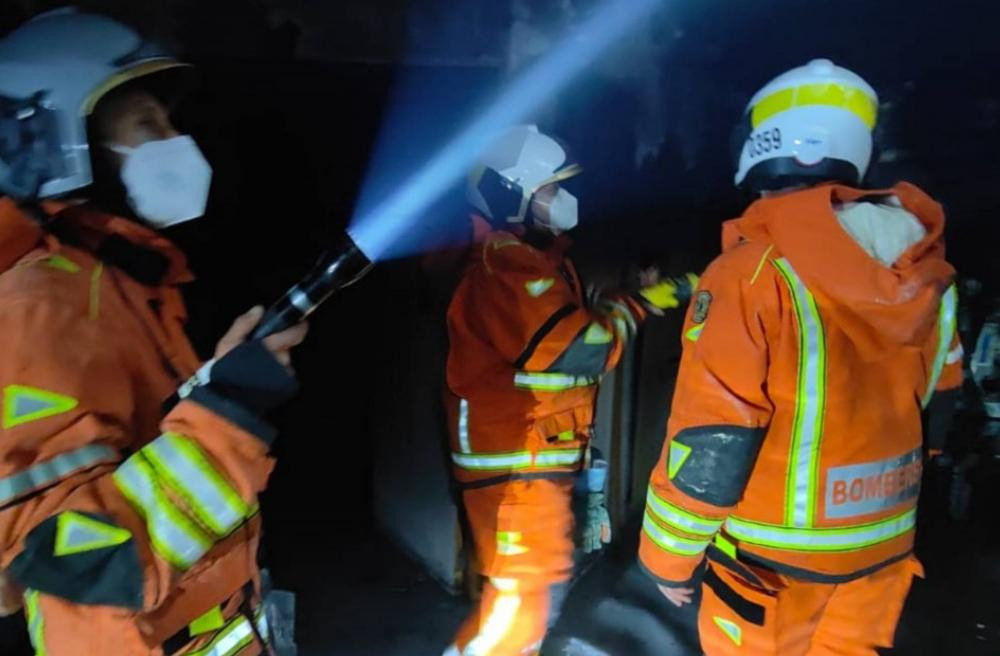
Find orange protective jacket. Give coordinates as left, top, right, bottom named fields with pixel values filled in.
left=0, top=199, right=274, bottom=655
left=640, top=183, right=961, bottom=585
left=445, top=219, right=646, bottom=486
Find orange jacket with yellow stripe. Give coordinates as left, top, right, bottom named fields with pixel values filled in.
left=446, top=221, right=646, bottom=486
left=640, top=183, right=961, bottom=585
left=0, top=199, right=275, bottom=655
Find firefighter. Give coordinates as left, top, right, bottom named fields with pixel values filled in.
left=639, top=59, right=962, bottom=655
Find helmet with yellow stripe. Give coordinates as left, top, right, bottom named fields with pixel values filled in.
left=0, top=9, right=195, bottom=200
left=468, top=125, right=583, bottom=234
left=734, top=59, right=878, bottom=192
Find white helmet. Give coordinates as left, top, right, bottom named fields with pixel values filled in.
left=734, top=59, right=879, bottom=192
left=0, top=9, right=194, bottom=200
left=467, top=125, right=582, bottom=232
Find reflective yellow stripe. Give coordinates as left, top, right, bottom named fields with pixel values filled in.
left=923, top=284, right=958, bottom=407
left=645, top=487, right=723, bottom=536
left=751, top=82, right=878, bottom=130
left=773, top=258, right=827, bottom=528
left=451, top=448, right=583, bottom=472
left=684, top=324, right=704, bottom=342
left=725, top=508, right=916, bottom=552
left=514, top=371, right=599, bottom=391
left=3, top=384, right=79, bottom=429
left=142, top=433, right=249, bottom=538
left=113, top=455, right=213, bottom=570
left=188, top=614, right=255, bottom=656
left=24, top=589, right=46, bottom=656
left=642, top=512, right=712, bottom=557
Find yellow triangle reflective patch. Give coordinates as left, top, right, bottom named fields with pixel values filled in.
left=584, top=323, right=613, bottom=345
left=525, top=278, right=555, bottom=298
left=668, top=442, right=692, bottom=479
left=685, top=324, right=705, bottom=342
left=54, top=511, right=131, bottom=556
left=3, top=385, right=79, bottom=429
left=713, top=616, right=743, bottom=646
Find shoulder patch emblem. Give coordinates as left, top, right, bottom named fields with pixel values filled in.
left=692, top=291, right=712, bottom=324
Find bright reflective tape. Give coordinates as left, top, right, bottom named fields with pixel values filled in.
left=774, top=258, right=827, bottom=528
left=752, top=82, right=877, bottom=129
left=0, top=444, right=118, bottom=506
left=514, top=372, right=598, bottom=391
left=533, top=449, right=583, bottom=468
left=646, top=487, right=723, bottom=536
left=725, top=508, right=916, bottom=552
left=923, top=285, right=958, bottom=407
left=189, top=615, right=255, bottom=656
left=113, top=455, right=212, bottom=570
left=458, top=399, right=471, bottom=454
left=25, top=589, right=47, bottom=656
left=142, top=433, right=248, bottom=537
left=824, top=449, right=921, bottom=519
left=451, top=451, right=534, bottom=471
left=642, top=512, right=711, bottom=556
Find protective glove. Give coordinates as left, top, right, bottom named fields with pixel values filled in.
left=637, top=273, right=699, bottom=315
left=582, top=492, right=612, bottom=553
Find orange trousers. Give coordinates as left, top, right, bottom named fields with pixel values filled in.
left=699, top=557, right=923, bottom=655
left=450, top=478, right=575, bottom=656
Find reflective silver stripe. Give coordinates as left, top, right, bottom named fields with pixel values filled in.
left=452, top=451, right=534, bottom=471
left=774, top=258, right=827, bottom=528
left=513, top=372, right=598, bottom=391
left=451, top=449, right=582, bottom=471
left=725, top=508, right=916, bottom=552
left=923, top=285, right=958, bottom=407
left=645, top=487, right=723, bottom=536
left=458, top=399, right=471, bottom=454
left=191, top=615, right=255, bottom=656
left=113, top=456, right=212, bottom=570
left=142, top=433, right=248, bottom=537
left=533, top=449, right=583, bottom=468
left=642, top=512, right=711, bottom=556
left=0, top=444, right=118, bottom=506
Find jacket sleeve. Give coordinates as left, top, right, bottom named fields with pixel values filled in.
left=639, top=249, right=774, bottom=586
left=924, top=283, right=963, bottom=454
left=458, top=240, right=647, bottom=379
left=0, top=297, right=284, bottom=611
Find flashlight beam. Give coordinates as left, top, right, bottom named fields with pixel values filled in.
left=348, top=0, right=664, bottom=261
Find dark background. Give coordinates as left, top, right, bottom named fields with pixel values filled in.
left=1, top=0, right=999, bottom=654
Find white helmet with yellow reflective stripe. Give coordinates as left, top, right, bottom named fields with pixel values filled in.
left=0, top=8, right=195, bottom=200
left=734, top=59, right=879, bottom=192
left=468, top=125, right=583, bottom=233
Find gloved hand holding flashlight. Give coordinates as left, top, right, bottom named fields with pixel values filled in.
left=582, top=455, right=612, bottom=554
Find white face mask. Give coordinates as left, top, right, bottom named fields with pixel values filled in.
left=532, top=188, right=579, bottom=233
left=109, top=135, right=213, bottom=228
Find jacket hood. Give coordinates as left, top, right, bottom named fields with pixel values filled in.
left=722, top=183, right=955, bottom=358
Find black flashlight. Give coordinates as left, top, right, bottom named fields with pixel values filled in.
left=251, top=232, right=374, bottom=340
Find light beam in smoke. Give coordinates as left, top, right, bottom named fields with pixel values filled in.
left=347, top=0, right=664, bottom=261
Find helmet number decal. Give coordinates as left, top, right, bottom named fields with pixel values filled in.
left=746, top=128, right=782, bottom=159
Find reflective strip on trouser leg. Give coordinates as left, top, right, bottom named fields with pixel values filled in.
left=922, top=284, right=958, bottom=407
left=113, top=454, right=213, bottom=570
left=463, top=578, right=523, bottom=656
left=141, top=433, right=249, bottom=537
left=458, top=399, right=471, bottom=454
left=724, top=508, right=916, bottom=551
left=773, top=258, right=827, bottom=528
left=24, top=589, right=47, bottom=656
